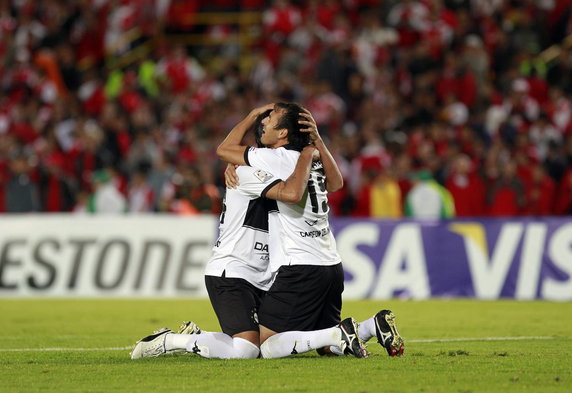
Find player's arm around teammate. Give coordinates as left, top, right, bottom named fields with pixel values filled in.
left=264, top=145, right=316, bottom=203
left=217, top=103, right=275, bottom=166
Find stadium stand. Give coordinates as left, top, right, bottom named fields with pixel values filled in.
left=1, top=0, right=571, bottom=217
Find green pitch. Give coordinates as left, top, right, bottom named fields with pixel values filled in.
left=1, top=299, right=570, bottom=393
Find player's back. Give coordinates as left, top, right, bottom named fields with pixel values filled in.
left=205, top=166, right=277, bottom=290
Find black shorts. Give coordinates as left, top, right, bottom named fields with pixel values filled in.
left=205, top=274, right=266, bottom=337
left=258, top=263, right=344, bottom=333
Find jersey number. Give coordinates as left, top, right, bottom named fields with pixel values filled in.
left=307, top=176, right=328, bottom=213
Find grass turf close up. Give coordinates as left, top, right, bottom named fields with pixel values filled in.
left=0, top=299, right=570, bottom=393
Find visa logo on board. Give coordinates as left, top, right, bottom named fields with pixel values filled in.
left=336, top=221, right=572, bottom=301
left=450, top=222, right=572, bottom=300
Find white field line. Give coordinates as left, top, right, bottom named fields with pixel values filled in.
left=408, top=336, right=555, bottom=343
left=0, top=346, right=133, bottom=352
left=0, top=336, right=558, bottom=352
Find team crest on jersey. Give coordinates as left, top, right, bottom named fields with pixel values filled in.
left=254, top=169, right=274, bottom=183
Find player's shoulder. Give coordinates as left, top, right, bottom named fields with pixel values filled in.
left=274, top=146, right=301, bottom=162
left=248, top=146, right=297, bottom=166
left=248, top=146, right=283, bottom=157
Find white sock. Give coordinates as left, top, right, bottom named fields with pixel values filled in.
left=358, top=317, right=376, bottom=342
left=165, top=333, right=192, bottom=351
left=328, top=345, right=345, bottom=356
left=166, top=333, right=259, bottom=359
left=260, top=327, right=341, bottom=359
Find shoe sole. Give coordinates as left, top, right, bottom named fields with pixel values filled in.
left=384, top=312, right=404, bottom=357
left=178, top=321, right=201, bottom=335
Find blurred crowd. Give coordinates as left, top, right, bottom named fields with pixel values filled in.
left=1, top=0, right=572, bottom=218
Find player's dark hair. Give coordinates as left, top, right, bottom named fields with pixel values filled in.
left=254, top=109, right=271, bottom=148
left=274, top=102, right=310, bottom=151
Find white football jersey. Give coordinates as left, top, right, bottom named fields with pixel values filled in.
left=204, top=165, right=280, bottom=290
left=245, top=146, right=342, bottom=273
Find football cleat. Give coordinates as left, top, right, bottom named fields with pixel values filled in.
left=130, top=328, right=173, bottom=359
left=178, top=321, right=202, bottom=335
left=374, top=310, right=405, bottom=357
left=338, top=317, right=369, bottom=358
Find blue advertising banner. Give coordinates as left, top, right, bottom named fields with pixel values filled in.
left=333, top=218, right=572, bottom=301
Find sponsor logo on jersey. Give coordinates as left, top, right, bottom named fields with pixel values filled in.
left=254, top=242, right=269, bottom=252
left=299, top=227, right=331, bottom=238
left=253, top=169, right=274, bottom=183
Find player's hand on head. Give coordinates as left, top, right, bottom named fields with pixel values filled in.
left=224, top=164, right=240, bottom=189
left=298, top=111, right=321, bottom=143
left=251, top=103, right=275, bottom=118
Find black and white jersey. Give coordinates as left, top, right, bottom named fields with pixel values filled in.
left=245, top=146, right=342, bottom=273
left=205, top=165, right=279, bottom=291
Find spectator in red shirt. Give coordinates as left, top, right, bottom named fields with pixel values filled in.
left=263, top=0, right=302, bottom=38
left=387, top=0, right=429, bottom=49
left=486, top=160, right=526, bottom=216
left=156, top=45, right=205, bottom=95
left=165, top=0, right=200, bottom=32
left=554, top=168, right=572, bottom=215
left=445, top=153, right=485, bottom=217
left=522, top=162, right=556, bottom=216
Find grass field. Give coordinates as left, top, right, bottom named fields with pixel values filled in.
left=1, top=299, right=571, bottom=393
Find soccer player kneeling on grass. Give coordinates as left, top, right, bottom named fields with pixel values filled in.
left=130, top=104, right=404, bottom=359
